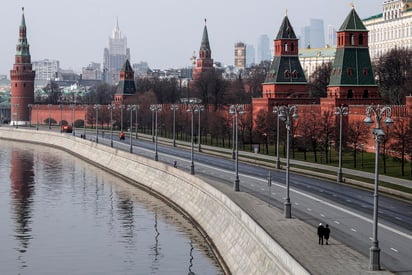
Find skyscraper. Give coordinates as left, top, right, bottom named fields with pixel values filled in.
left=257, top=34, right=271, bottom=63
left=246, top=44, right=256, bottom=67
left=327, top=25, right=337, bottom=47
left=234, top=42, right=246, bottom=69
left=309, top=19, right=325, bottom=48
left=103, top=18, right=130, bottom=85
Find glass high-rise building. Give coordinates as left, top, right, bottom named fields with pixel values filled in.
left=257, top=34, right=271, bottom=63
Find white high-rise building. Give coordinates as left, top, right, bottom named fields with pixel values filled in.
left=103, top=18, right=130, bottom=85
left=363, top=0, right=412, bottom=61
left=32, top=59, right=60, bottom=85
left=327, top=25, right=337, bottom=47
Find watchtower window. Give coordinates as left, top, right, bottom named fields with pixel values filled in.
left=363, top=90, right=369, bottom=98
left=284, top=42, right=288, bottom=52
left=347, top=89, right=353, bottom=98
left=347, top=68, right=353, bottom=76
left=291, top=43, right=295, bottom=52
left=350, top=34, right=354, bottom=45
left=359, top=34, right=364, bottom=45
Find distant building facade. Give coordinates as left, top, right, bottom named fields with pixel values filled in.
left=299, top=47, right=336, bottom=80
left=246, top=44, right=256, bottom=67
left=234, top=42, right=246, bottom=70
left=363, top=0, right=412, bottom=61
left=300, top=19, right=325, bottom=48
left=327, top=25, right=337, bottom=47
left=103, top=18, right=130, bottom=85
left=82, top=62, right=102, bottom=80
left=32, top=59, right=59, bottom=83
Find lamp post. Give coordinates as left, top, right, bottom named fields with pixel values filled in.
left=361, top=143, right=364, bottom=169
left=170, top=104, right=179, bottom=147
left=150, top=104, right=162, bottom=161
left=273, top=105, right=281, bottom=169
left=229, top=104, right=245, bottom=191
left=48, top=104, right=51, bottom=129
left=93, top=104, right=100, bottom=143
left=70, top=104, right=76, bottom=136
left=278, top=105, right=298, bottom=218
left=83, top=104, right=87, bottom=139
left=232, top=115, right=236, bottom=159
left=335, top=105, right=349, bottom=183
left=35, top=104, right=39, bottom=130
left=108, top=103, right=116, bottom=147
left=183, top=98, right=202, bottom=175
left=197, top=105, right=204, bottom=152
left=135, top=105, right=139, bottom=139
left=59, top=103, right=63, bottom=132
left=364, top=105, right=393, bottom=271
left=27, top=104, right=32, bottom=127
left=120, top=104, right=125, bottom=132
left=127, top=105, right=137, bottom=153
left=13, top=103, right=19, bottom=128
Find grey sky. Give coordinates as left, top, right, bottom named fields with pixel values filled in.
left=0, top=1, right=383, bottom=75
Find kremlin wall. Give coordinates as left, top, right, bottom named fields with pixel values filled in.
left=9, top=7, right=412, bottom=157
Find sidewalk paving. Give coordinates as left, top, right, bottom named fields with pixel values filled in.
left=204, top=177, right=394, bottom=275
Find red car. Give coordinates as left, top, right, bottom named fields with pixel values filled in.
left=119, top=132, right=125, bottom=140
left=61, top=125, right=73, bottom=133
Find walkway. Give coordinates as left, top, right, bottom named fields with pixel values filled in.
left=204, top=177, right=394, bottom=275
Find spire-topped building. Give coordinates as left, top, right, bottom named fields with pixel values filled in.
left=103, top=18, right=130, bottom=85
left=192, top=19, right=214, bottom=80
left=324, top=6, right=381, bottom=107
left=10, top=7, right=35, bottom=126
left=262, top=12, right=308, bottom=99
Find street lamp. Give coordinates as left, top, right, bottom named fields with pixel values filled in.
left=48, top=104, right=51, bottom=129
left=28, top=104, right=32, bottom=127
left=13, top=103, right=19, bottom=128
left=70, top=104, right=76, bottom=136
left=59, top=103, right=63, bottom=132
left=273, top=105, right=281, bottom=169
left=35, top=104, right=39, bottom=130
left=127, top=105, right=137, bottom=153
left=183, top=98, right=202, bottom=175
left=108, top=103, right=116, bottom=147
left=83, top=104, right=87, bottom=139
left=364, top=105, right=393, bottom=271
left=335, top=105, right=349, bottom=183
left=135, top=105, right=140, bottom=139
left=150, top=104, right=162, bottom=161
left=229, top=104, right=245, bottom=191
left=170, top=104, right=179, bottom=147
left=93, top=104, right=100, bottom=143
left=120, top=104, right=125, bottom=132
left=197, top=105, right=204, bottom=152
left=232, top=115, right=236, bottom=159
left=278, top=105, right=298, bottom=219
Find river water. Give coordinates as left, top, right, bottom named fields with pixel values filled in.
left=0, top=140, right=223, bottom=274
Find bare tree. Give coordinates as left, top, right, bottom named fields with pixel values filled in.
left=347, top=120, right=369, bottom=168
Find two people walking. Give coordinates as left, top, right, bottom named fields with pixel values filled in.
left=317, top=223, right=330, bottom=245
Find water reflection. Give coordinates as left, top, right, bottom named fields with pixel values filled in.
left=1, top=141, right=223, bottom=274
left=9, top=146, right=35, bottom=268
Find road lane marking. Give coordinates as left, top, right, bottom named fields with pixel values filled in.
left=334, top=221, right=340, bottom=224
left=307, top=208, right=312, bottom=211
left=390, top=248, right=399, bottom=253
left=395, top=217, right=402, bottom=221
left=320, top=214, right=325, bottom=217
left=351, top=228, right=357, bottom=232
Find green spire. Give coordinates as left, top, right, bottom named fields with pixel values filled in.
left=200, top=18, right=211, bottom=51
left=339, top=7, right=367, bottom=31
left=276, top=15, right=297, bottom=40
left=16, top=7, right=30, bottom=57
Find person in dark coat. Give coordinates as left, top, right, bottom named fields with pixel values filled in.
left=324, top=224, right=331, bottom=245
left=317, top=223, right=324, bottom=245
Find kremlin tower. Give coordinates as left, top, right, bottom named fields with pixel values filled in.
left=192, top=19, right=214, bottom=80
left=10, top=7, right=35, bottom=126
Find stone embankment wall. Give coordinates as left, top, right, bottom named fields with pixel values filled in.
left=0, top=128, right=309, bottom=275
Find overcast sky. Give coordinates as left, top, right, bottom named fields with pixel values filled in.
left=0, top=0, right=383, bottom=75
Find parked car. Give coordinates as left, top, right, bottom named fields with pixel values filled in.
left=61, top=125, right=73, bottom=133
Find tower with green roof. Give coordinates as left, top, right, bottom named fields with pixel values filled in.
left=324, top=6, right=382, bottom=107
left=262, top=13, right=308, bottom=100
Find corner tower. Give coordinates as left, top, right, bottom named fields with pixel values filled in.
left=262, top=12, right=308, bottom=99
left=10, top=7, right=35, bottom=126
left=325, top=6, right=382, bottom=107
left=192, top=19, right=214, bottom=80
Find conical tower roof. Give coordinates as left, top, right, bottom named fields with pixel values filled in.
left=338, top=7, right=367, bottom=31
left=200, top=19, right=211, bottom=51
left=16, top=7, right=30, bottom=57
left=121, top=59, right=133, bottom=72
left=276, top=15, right=297, bottom=40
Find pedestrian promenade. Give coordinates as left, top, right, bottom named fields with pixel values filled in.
left=204, top=177, right=393, bottom=275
